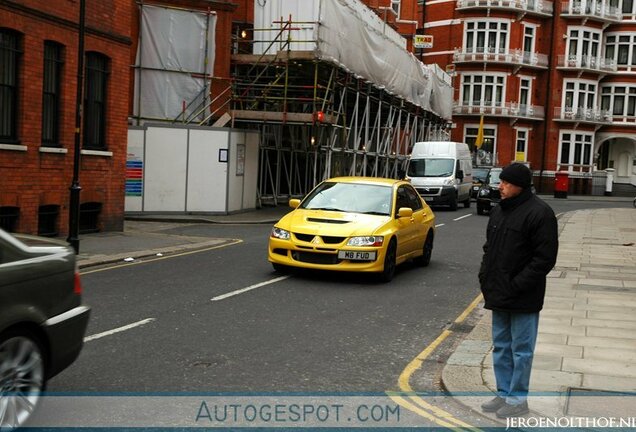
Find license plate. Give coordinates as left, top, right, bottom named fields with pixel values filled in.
left=424, top=197, right=434, bottom=202
left=490, top=202, right=497, bottom=207
left=337, top=250, right=376, bottom=261
left=473, top=186, right=479, bottom=190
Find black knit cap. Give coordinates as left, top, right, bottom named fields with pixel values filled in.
left=499, top=163, right=532, bottom=189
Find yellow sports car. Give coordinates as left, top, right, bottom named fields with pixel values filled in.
left=268, top=177, right=436, bottom=282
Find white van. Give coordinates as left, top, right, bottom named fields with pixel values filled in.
left=406, top=141, right=473, bottom=210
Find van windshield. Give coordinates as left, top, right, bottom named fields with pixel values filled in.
left=407, top=159, right=454, bottom=177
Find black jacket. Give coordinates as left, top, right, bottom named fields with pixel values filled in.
left=479, top=189, right=558, bottom=313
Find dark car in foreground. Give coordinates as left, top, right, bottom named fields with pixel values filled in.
left=476, top=167, right=502, bottom=215
left=471, top=167, right=490, bottom=199
left=0, top=229, right=90, bottom=429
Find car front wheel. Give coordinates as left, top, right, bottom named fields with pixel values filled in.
left=0, top=329, right=46, bottom=430
left=380, top=239, right=397, bottom=283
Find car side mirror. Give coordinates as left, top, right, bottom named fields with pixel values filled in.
left=456, top=169, right=464, bottom=181
left=397, top=207, right=413, bottom=219
left=289, top=199, right=300, bottom=209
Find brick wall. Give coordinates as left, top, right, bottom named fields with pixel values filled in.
left=0, top=0, right=131, bottom=235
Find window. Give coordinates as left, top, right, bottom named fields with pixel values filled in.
left=465, top=21, right=509, bottom=54
left=605, top=33, right=636, bottom=68
left=559, top=132, right=593, bottom=168
left=563, top=79, right=597, bottom=116
left=601, top=85, right=636, bottom=118
left=83, top=52, right=109, bottom=150
left=515, top=129, right=528, bottom=162
left=622, top=0, right=634, bottom=16
left=38, top=204, right=60, bottom=237
left=523, top=26, right=536, bottom=54
left=42, top=42, right=63, bottom=147
left=0, top=206, right=19, bottom=232
left=0, top=29, right=22, bottom=143
left=465, top=125, right=497, bottom=166
left=79, top=202, right=102, bottom=233
left=391, top=0, right=401, bottom=16
left=567, top=27, right=601, bottom=67
left=519, top=77, right=532, bottom=114
left=461, top=74, right=506, bottom=107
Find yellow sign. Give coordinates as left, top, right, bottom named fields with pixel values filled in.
left=414, top=35, right=433, bottom=49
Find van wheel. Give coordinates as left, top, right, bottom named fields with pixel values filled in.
left=449, top=195, right=458, bottom=211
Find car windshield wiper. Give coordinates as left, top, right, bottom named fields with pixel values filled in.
left=360, top=211, right=389, bottom=216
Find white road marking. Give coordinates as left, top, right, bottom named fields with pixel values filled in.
left=453, top=214, right=472, bottom=221
left=211, top=275, right=291, bottom=302
left=435, top=224, right=445, bottom=228
left=84, top=318, right=155, bottom=342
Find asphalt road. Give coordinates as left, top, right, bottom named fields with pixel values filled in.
left=48, top=198, right=632, bottom=396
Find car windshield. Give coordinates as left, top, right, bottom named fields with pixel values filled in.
left=473, top=168, right=490, bottom=182
left=407, top=159, right=454, bottom=177
left=488, top=169, right=502, bottom=184
left=300, top=182, right=393, bottom=216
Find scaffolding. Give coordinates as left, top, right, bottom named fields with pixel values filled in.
left=227, top=17, right=450, bottom=205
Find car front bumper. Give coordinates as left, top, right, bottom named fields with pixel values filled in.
left=268, top=238, right=388, bottom=272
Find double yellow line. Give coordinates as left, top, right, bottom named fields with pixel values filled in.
left=388, top=294, right=484, bottom=430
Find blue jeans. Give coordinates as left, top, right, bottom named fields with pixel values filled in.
left=491, top=310, right=540, bottom=405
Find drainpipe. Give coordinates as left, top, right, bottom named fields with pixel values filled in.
left=539, top=5, right=557, bottom=193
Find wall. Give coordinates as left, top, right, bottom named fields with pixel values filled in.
left=0, top=0, right=131, bottom=235
left=125, top=125, right=259, bottom=213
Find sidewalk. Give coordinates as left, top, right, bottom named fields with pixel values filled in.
left=442, top=207, right=636, bottom=422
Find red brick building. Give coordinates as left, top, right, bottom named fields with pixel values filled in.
left=0, top=0, right=132, bottom=235
left=417, top=0, right=636, bottom=193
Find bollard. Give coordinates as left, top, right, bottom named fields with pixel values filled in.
left=605, top=168, right=615, bottom=196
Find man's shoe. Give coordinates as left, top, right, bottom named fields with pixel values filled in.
left=496, top=401, right=529, bottom=418
left=481, top=396, right=505, bottom=412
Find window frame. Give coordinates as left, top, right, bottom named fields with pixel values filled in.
left=83, top=51, right=109, bottom=151
left=558, top=131, right=593, bottom=170
left=464, top=19, right=510, bottom=54
left=42, top=41, right=64, bottom=148
left=461, top=73, right=507, bottom=107
left=0, top=29, right=22, bottom=144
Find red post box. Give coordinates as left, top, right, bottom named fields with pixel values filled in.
left=554, top=171, right=569, bottom=198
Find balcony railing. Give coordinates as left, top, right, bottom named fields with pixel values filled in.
left=561, top=0, right=622, bottom=21
left=454, top=102, right=545, bottom=119
left=453, top=48, right=549, bottom=68
left=557, top=55, right=617, bottom=73
left=553, top=107, right=612, bottom=123
left=456, top=0, right=554, bottom=15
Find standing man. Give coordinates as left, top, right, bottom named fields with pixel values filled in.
left=479, top=163, right=559, bottom=418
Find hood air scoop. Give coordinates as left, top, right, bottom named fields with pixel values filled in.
left=306, top=217, right=350, bottom=224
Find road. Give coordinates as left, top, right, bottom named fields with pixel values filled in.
left=47, top=198, right=632, bottom=397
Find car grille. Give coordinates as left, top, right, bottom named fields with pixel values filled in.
left=293, top=233, right=346, bottom=244
left=415, top=187, right=440, bottom=195
left=489, top=189, right=501, bottom=200
left=292, top=251, right=341, bottom=265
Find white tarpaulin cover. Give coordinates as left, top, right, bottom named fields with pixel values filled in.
left=253, top=0, right=453, bottom=120
left=133, top=5, right=216, bottom=121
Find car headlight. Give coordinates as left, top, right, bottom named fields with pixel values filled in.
left=443, top=178, right=455, bottom=186
left=347, top=236, right=384, bottom=247
left=479, top=188, right=490, bottom=197
left=271, top=227, right=290, bottom=240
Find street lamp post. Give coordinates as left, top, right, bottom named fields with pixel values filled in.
left=67, top=0, right=85, bottom=253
